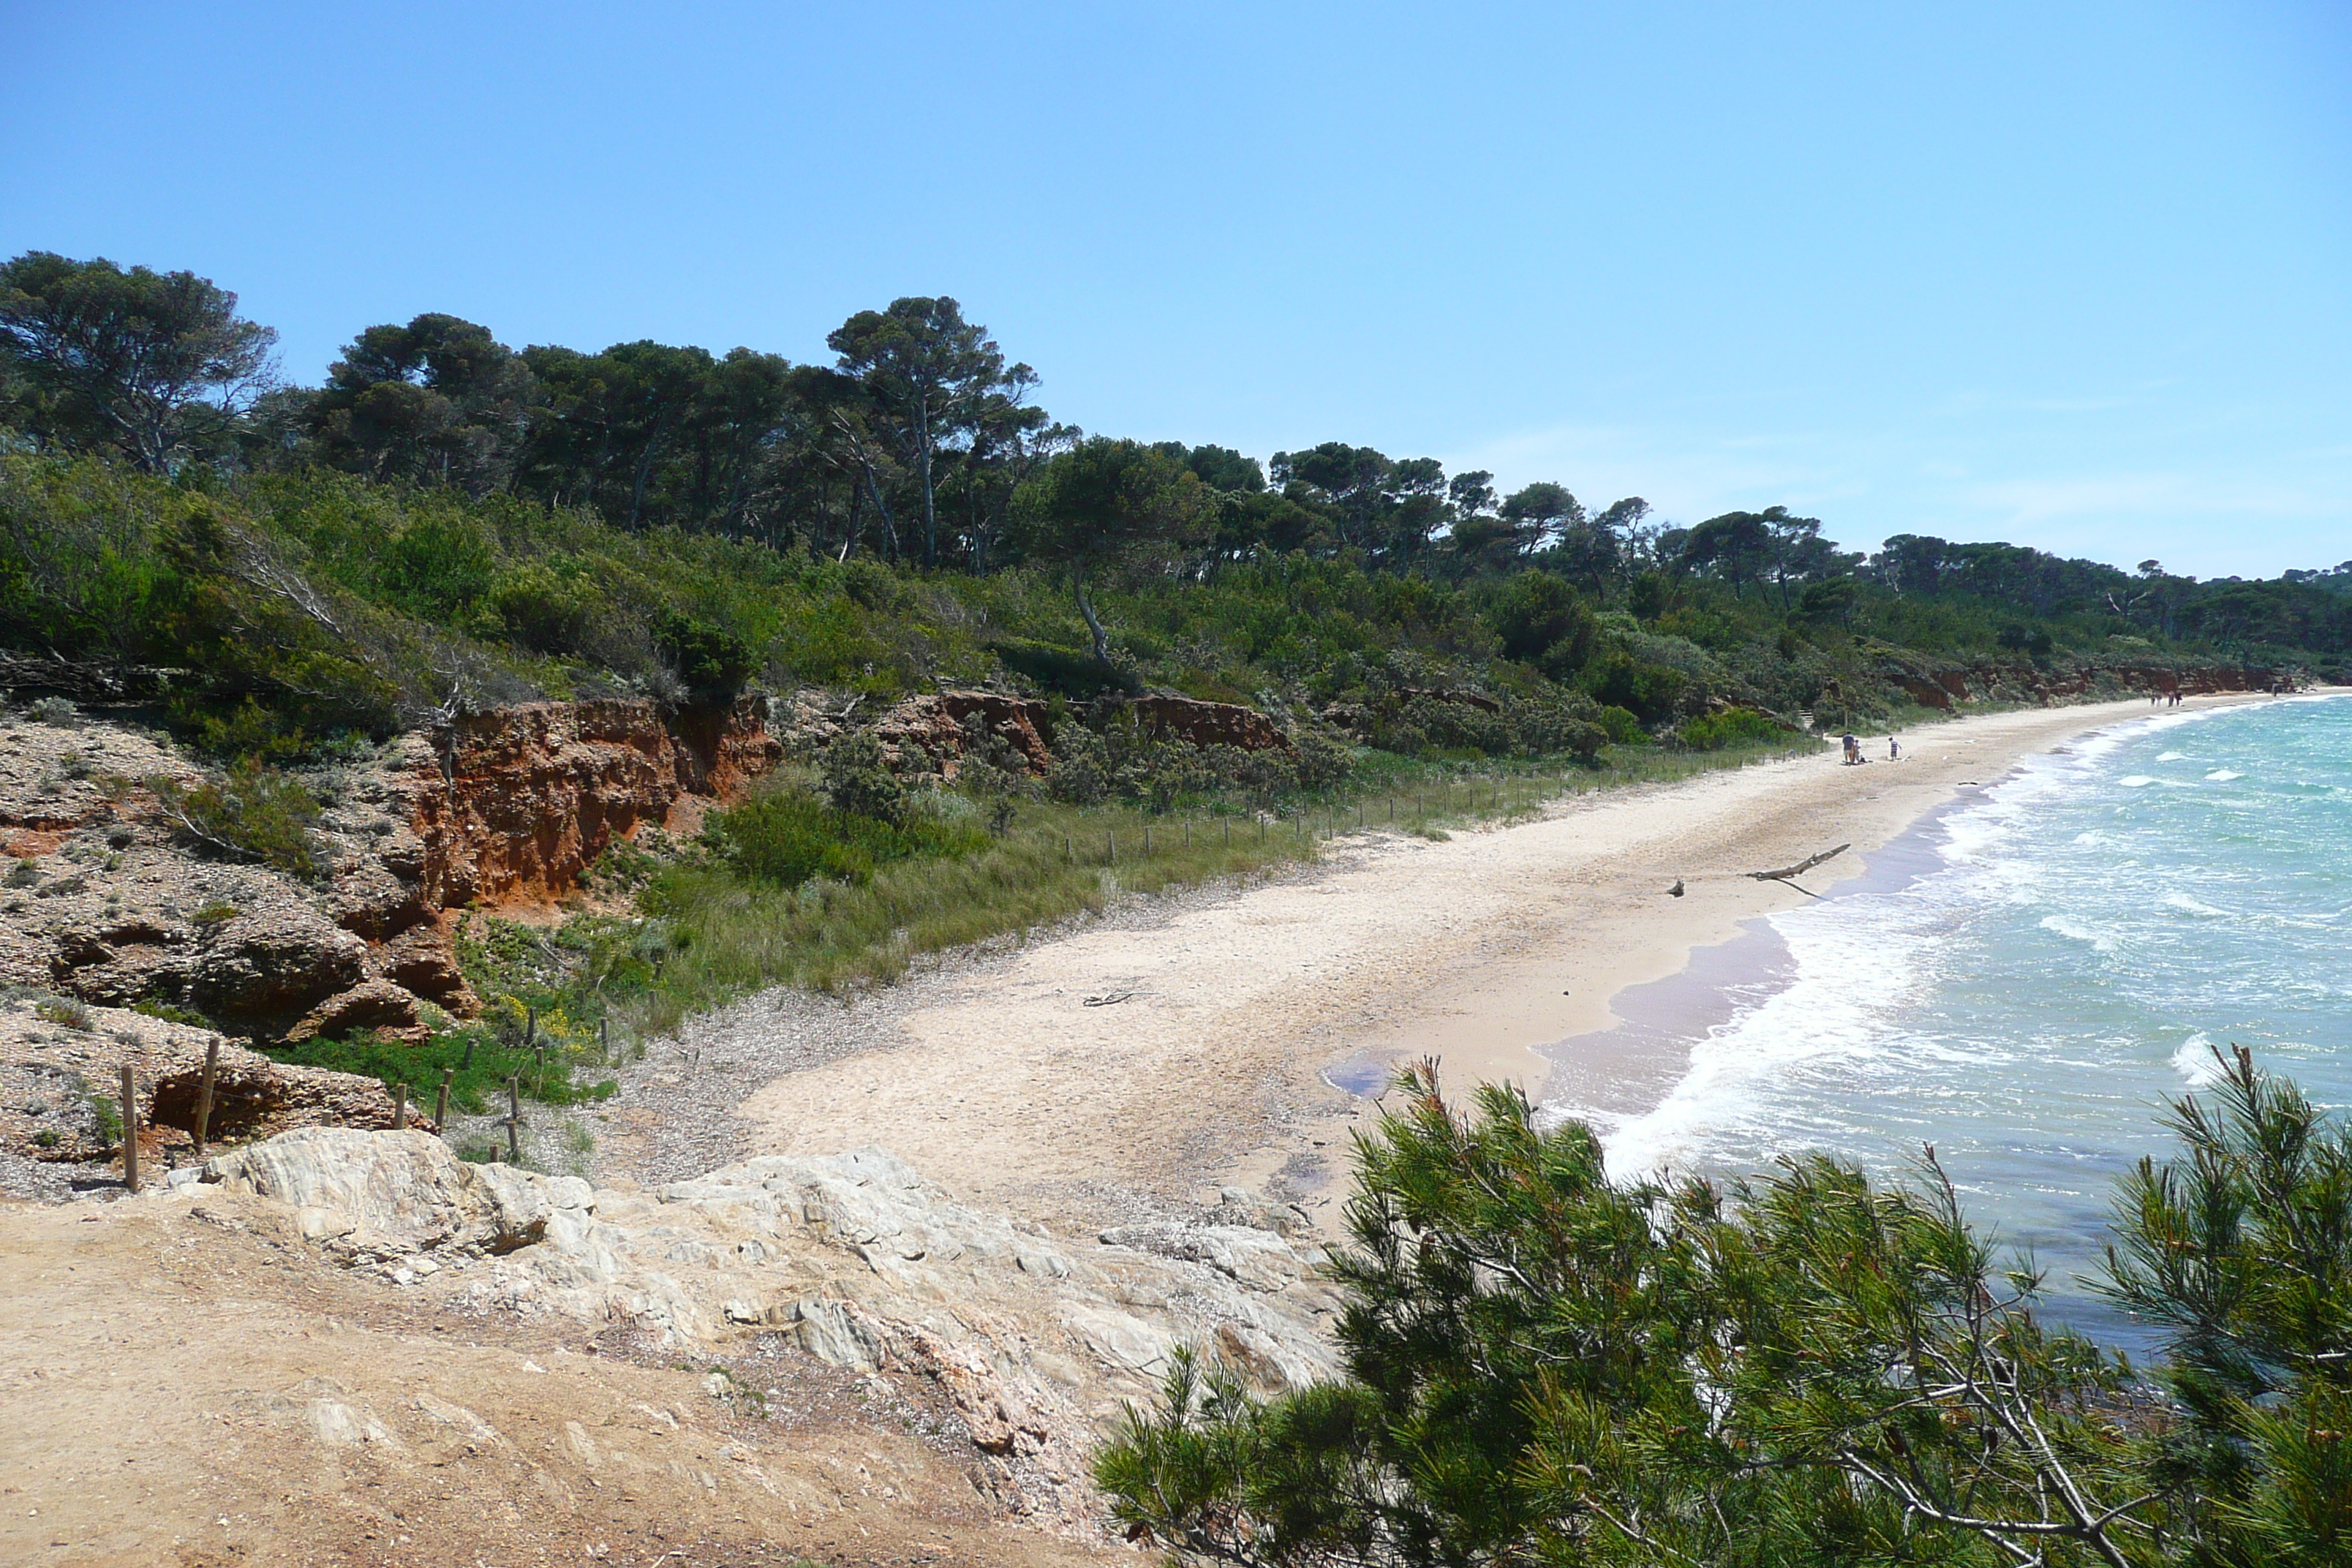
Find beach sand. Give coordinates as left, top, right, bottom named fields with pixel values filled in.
left=736, top=694, right=2283, bottom=1226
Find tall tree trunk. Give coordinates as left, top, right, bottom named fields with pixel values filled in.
left=916, top=392, right=938, bottom=570
left=1074, top=568, right=1109, bottom=663
left=860, top=460, right=900, bottom=563
left=627, top=417, right=668, bottom=530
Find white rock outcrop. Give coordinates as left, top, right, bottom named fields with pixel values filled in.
left=194, top=1127, right=1344, bottom=1517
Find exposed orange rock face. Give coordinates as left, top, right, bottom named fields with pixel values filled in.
left=1129, top=694, right=1295, bottom=752
left=402, top=695, right=783, bottom=909
left=876, top=690, right=1054, bottom=777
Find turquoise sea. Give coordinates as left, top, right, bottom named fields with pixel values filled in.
left=1585, top=693, right=2352, bottom=1342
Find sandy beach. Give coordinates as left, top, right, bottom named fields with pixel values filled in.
left=735, top=694, right=2288, bottom=1226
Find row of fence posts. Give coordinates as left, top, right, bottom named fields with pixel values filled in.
left=113, top=997, right=590, bottom=1188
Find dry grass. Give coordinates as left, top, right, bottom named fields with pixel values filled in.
left=609, top=736, right=1824, bottom=1035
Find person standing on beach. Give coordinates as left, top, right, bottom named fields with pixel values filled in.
left=1888, top=736, right=1901, bottom=761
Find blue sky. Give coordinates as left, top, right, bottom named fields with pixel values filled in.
left=4, top=1, right=2348, bottom=576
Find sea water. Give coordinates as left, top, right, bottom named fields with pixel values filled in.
left=1588, top=693, right=2352, bottom=1343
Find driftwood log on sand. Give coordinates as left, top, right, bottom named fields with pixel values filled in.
left=1747, top=843, right=1850, bottom=889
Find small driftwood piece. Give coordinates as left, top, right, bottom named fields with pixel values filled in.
left=1747, top=843, right=1850, bottom=893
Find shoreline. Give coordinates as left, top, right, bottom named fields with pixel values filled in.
left=728, top=691, right=2304, bottom=1230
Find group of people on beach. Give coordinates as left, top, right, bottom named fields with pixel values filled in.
left=2149, top=689, right=2186, bottom=706
left=1841, top=732, right=1899, bottom=766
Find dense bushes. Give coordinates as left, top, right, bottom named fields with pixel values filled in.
left=144, top=759, right=325, bottom=877
left=704, top=781, right=984, bottom=889
left=1677, top=705, right=1790, bottom=750
left=0, top=445, right=2327, bottom=780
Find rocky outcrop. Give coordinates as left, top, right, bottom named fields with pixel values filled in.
left=191, top=1128, right=1343, bottom=1522
left=401, top=694, right=783, bottom=908
left=875, top=690, right=1055, bottom=777
left=1, top=693, right=783, bottom=1045
left=203, top=1127, right=566, bottom=1257
left=0, top=998, right=415, bottom=1179
left=1130, top=694, right=1294, bottom=752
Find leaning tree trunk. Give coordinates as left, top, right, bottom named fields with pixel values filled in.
left=1074, top=570, right=1110, bottom=663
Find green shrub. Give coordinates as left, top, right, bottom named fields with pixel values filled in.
left=132, top=999, right=214, bottom=1026
left=1501, top=698, right=1609, bottom=761
left=4, top=859, right=37, bottom=888
left=1592, top=704, right=1649, bottom=745
left=703, top=784, right=984, bottom=889
left=1997, top=622, right=2055, bottom=655
left=992, top=637, right=1137, bottom=696
left=146, top=761, right=325, bottom=878
left=35, top=998, right=91, bottom=1030
left=1487, top=572, right=1595, bottom=670
left=1580, top=646, right=1686, bottom=722
left=1678, top=706, right=1789, bottom=750
left=1047, top=717, right=1306, bottom=807
left=383, top=511, right=494, bottom=619
left=653, top=609, right=757, bottom=696
left=189, top=901, right=240, bottom=925
left=1292, top=728, right=1354, bottom=789
left=84, top=1077, right=121, bottom=1145
left=489, top=563, right=602, bottom=653
left=269, top=1025, right=617, bottom=1114
left=820, top=731, right=911, bottom=826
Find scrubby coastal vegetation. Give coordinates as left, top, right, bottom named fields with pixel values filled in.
left=7, top=253, right=2352, bottom=1561
left=2, top=249, right=2344, bottom=1108
left=1102, top=1049, right=2352, bottom=1566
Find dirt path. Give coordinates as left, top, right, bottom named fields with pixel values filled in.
left=0, top=1191, right=1108, bottom=1567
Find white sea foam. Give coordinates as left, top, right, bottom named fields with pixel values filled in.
left=2172, top=1035, right=2225, bottom=1086
left=2039, top=913, right=2120, bottom=952
left=1587, top=694, right=2350, bottom=1216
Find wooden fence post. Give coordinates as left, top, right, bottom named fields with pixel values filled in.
left=193, top=1039, right=219, bottom=1157
left=506, top=1075, right=522, bottom=1164
left=391, top=1083, right=407, bottom=1131
left=434, top=1067, right=453, bottom=1131
left=119, top=1063, right=139, bottom=1192
left=1108, top=830, right=1115, bottom=864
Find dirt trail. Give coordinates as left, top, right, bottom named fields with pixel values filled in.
left=0, top=1191, right=1108, bottom=1567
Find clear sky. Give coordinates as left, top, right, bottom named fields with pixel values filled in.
left=4, top=1, right=2348, bottom=577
